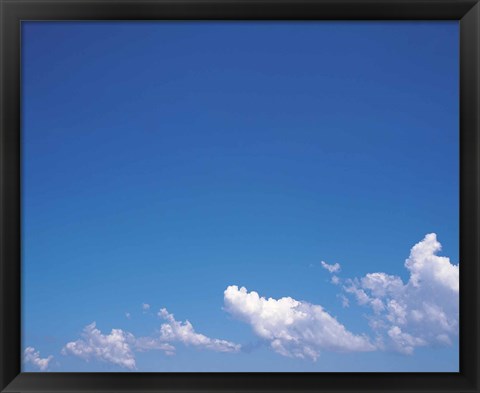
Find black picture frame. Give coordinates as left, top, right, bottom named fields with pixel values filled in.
left=1, top=0, right=479, bottom=392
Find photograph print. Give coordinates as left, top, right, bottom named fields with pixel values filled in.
left=21, top=21, right=459, bottom=372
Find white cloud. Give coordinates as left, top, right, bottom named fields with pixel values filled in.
left=406, top=233, right=459, bottom=292
left=63, top=310, right=240, bottom=368
left=158, top=308, right=241, bottom=353
left=339, top=294, right=350, bottom=308
left=62, top=322, right=136, bottom=369
left=60, top=233, right=456, bottom=368
left=344, top=283, right=371, bottom=305
left=361, top=273, right=404, bottom=298
left=132, top=336, right=176, bottom=355
left=331, top=275, right=340, bottom=285
left=343, top=233, right=459, bottom=354
left=224, top=285, right=375, bottom=360
left=321, top=261, right=341, bottom=273
left=387, top=326, right=426, bottom=355
left=125, top=312, right=131, bottom=319
left=24, top=347, right=53, bottom=371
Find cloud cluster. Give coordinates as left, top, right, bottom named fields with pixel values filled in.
left=59, top=233, right=458, bottom=368
left=24, top=347, right=53, bottom=371
left=343, top=233, right=459, bottom=354
left=62, top=309, right=240, bottom=369
left=224, top=285, right=375, bottom=360
left=62, top=322, right=136, bottom=369
left=224, top=233, right=458, bottom=358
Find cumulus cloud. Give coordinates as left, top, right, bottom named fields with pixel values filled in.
left=62, top=322, right=136, bottom=369
left=406, top=234, right=459, bottom=292
left=63, top=311, right=240, bottom=368
left=343, top=233, right=459, bottom=354
left=24, top=347, right=53, bottom=371
left=321, top=261, right=341, bottom=273
left=158, top=308, right=241, bottom=353
left=224, top=285, right=375, bottom=360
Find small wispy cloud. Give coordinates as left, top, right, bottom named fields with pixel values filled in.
left=158, top=308, right=241, bottom=353
left=321, top=261, right=341, bottom=273
left=142, top=303, right=150, bottom=312
left=331, top=275, right=341, bottom=285
left=24, top=347, right=53, bottom=371
left=125, top=312, right=131, bottom=319
left=339, top=294, right=350, bottom=308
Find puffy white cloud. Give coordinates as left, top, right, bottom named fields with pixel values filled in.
left=321, top=261, right=341, bottom=273
left=62, top=322, right=136, bottom=369
left=343, top=233, right=459, bottom=354
left=224, top=285, right=375, bottom=360
left=360, top=273, right=404, bottom=298
left=406, top=233, right=459, bottom=292
left=158, top=308, right=241, bottom=353
left=24, top=347, right=53, bottom=371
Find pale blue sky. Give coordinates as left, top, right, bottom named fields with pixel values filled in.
left=22, top=21, right=459, bottom=372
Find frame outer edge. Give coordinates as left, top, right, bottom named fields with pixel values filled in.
left=0, top=0, right=22, bottom=391
left=1, top=1, right=479, bottom=392
left=460, top=1, right=480, bottom=391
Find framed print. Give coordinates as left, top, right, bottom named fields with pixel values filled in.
left=1, top=0, right=479, bottom=392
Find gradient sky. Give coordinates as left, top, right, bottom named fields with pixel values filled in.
left=21, top=21, right=459, bottom=372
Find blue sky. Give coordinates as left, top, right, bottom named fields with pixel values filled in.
left=21, top=21, right=459, bottom=372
